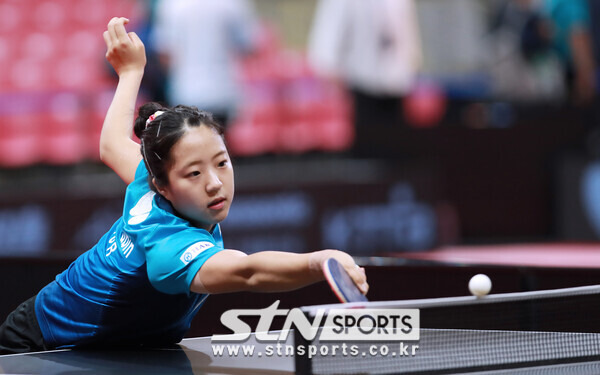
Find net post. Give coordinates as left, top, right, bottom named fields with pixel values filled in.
left=293, top=328, right=313, bottom=375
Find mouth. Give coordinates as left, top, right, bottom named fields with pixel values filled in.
left=207, top=197, right=226, bottom=210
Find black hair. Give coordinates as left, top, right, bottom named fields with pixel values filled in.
left=133, top=102, right=225, bottom=191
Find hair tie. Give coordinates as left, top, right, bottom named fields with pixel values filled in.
left=145, top=111, right=165, bottom=129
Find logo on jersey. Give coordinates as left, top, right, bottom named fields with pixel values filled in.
left=180, top=241, right=215, bottom=265
left=106, top=232, right=135, bottom=258
left=128, top=192, right=155, bottom=225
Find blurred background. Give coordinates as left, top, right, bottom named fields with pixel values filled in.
left=0, top=0, right=599, bottom=260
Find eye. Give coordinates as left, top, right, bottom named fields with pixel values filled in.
left=218, top=159, right=229, bottom=168
left=187, top=171, right=201, bottom=178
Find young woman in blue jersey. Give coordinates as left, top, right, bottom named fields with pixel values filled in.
left=0, top=17, right=368, bottom=354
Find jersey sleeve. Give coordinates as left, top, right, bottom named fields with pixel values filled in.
left=145, top=226, right=224, bottom=295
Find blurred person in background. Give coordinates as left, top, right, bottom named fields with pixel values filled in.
left=556, top=0, right=600, bottom=239
left=487, top=0, right=564, bottom=103
left=488, top=0, right=597, bottom=106
left=132, top=0, right=168, bottom=104
left=539, top=0, right=600, bottom=155
left=151, top=0, right=260, bottom=127
left=541, top=0, right=597, bottom=107
left=307, top=0, right=423, bottom=157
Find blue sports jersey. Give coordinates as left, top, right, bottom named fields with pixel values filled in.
left=35, top=161, right=224, bottom=348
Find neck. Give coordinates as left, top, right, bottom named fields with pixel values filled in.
left=164, top=198, right=215, bottom=232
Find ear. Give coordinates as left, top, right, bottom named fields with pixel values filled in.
left=153, top=178, right=172, bottom=201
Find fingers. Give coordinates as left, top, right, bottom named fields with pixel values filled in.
left=106, top=17, right=121, bottom=45
left=106, top=17, right=131, bottom=46
left=102, top=30, right=110, bottom=49
left=113, top=20, right=130, bottom=43
left=328, top=250, right=369, bottom=295
left=103, top=16, right=147, bottom=74
left=348, top=264, right=369, bottom=295
left=340, top=256, right=368, bottom=295
left=309, top=249, right=369, bottom=295
left=107, top=17, right=129, bottom=28
left=128, top=31, right=144, bottom=48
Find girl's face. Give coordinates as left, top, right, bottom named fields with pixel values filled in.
left=156, top=126, right=234, bottom=231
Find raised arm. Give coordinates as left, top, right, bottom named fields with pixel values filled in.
left=100, top=17, right=146, bottom=184
left=192, top=249, right=368, bottom=295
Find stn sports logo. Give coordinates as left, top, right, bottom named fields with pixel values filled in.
left=213, top=301, right=419, bottom=342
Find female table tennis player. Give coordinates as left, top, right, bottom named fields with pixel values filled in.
left=0, top=17, right=368, bottom=354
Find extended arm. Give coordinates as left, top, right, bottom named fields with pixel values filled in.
left=192, top=249, right=368, bottom=295
left=99, top=17, right=146, bottom=184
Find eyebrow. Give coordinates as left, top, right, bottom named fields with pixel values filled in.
left=180, top=150, right=228, bottom=170
left=212, top=150, right=227, bottom=160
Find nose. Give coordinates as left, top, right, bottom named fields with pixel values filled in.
left=206, top=170, right=223, bottom=194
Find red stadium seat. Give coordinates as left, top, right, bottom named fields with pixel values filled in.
left=0, top=113, right=42, bottom=167
left=0, top=0, right=195, bottom=167
left=21, top=32, right=56, bottom=61
left=0, top=135, right=40, bottom=167
left=10, top=58, right=49, bottom=91
left=27, top=1, right=68, bottom=33
left=0, top=2, right=22, bottom=35
left=316, top=118, right=354, bottom=151
left=42, top=131, right=88, bottom=164
left=226, top=111, right=280, bottom=156
left=40, top=113, right=88, bottom=164
left=277, top=120, right=317, bottom=154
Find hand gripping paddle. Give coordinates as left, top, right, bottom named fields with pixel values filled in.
left=323, top=258, right=368, bottom=303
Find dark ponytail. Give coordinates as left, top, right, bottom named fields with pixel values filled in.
left=134, top=102, right=166, bottom=140
left=134, top=102, right=225, bottom=191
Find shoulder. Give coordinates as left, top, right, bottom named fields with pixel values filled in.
left=150, top=223, right=224, bottom=259
left=145, top=224, right=225, bottom=295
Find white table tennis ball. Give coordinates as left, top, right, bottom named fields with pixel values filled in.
left=469, top=274, right=492, bottom=297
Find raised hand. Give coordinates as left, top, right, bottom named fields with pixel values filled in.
left=102, top=17, right=146, bottom=77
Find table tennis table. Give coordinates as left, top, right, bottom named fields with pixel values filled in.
left=1, top=329, right=600, bottom=375
left=397, top=243, right=600, bottom=269
left=2, top=284, right=600, bottom=375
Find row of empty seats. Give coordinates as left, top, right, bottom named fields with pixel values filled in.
left=0, top=1, right=354, bottom=167
left=0, top=72, right=353, bottom=166
left=0, top=0, right=140, bottom=92
left=0, top=1, right=141, bottom=166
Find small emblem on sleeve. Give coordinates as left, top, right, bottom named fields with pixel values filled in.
left=180, top=241, right=215, bottom=265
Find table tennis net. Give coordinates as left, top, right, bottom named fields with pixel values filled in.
left=295, top=284, right=600, bottom=374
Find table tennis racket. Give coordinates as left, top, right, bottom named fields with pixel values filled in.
left=323, top=258, right=368, bottom=303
